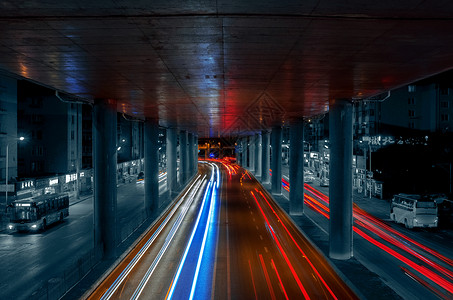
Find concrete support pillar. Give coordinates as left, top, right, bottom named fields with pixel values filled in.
left=249, top=135, right=255, bottom=172
left=166, top=128, right=177, bottom=194
left=254, top=133, right=261, bottom=176
left=238, top=138, right=243, bottom=166
left=188, top=133, right=194, bottom=177
left=261, top=131, right=270, bottom=183
left=205, top=142, right=210, bottom=160
left=289, top=119, right=305, bottom=215
left=180, top=131, right=188, bottom=184
left=93, top=98, right=117, bottom=259
left=235, top=141, right=239, bottom=163
left=144, top=118, right=159, bottom=217
left=271, top=126, right=282, bottom=195
left=329, top=99, right=354, bottom=260
left=194, top=135, right=198, bottom=173
left=244, top=137, right=249, bottom=168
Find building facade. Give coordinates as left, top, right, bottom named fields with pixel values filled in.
left=17, top=81, right=82, bottom=178
left=0, top=74, right=18, bottom=183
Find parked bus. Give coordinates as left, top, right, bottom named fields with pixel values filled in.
left=7, top=193, right=69, bottom=232
left=390, top=193, right=438, bottom=229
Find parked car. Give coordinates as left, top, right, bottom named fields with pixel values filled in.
left=304, top=170, right=315, bottom=183
left=320, top=177, right=329, bottom=187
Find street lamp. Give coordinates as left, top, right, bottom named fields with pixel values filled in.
left=5, top=136, right=25, bottom=206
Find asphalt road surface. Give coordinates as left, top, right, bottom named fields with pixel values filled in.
left=88, top=161, right=357, bottom=299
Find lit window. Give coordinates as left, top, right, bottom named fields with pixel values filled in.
left=408, top=85, right=416, bottom=92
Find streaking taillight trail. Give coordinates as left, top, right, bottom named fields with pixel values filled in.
left=166, top=162, right=220, bottom=300
left=250, top=191, right=311, bottom=299
left=100, top=174, right=205, bottom=300
left=283, top=178, right=453, bottom=297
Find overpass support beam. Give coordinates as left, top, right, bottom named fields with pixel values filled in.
left=329, top=99, right=354, bottom=260
left=271, top=126, right=282, bottom=195
left=239, top=138, right=244, bottom=166
left=243, top=137, right=248, bottom=168
left=93, top=98, right=117, bottom=259
left=289, top=119, right=304, bottom=215
left=180, top=130, right=188, bottom=184
left=261, top=131, right=270, bottom=183
left=188, top=133, right=194, bottom=176
left=144, top=118, right=159, bottom=217
left=166, top=128, right=177, bottom=195
left=254, top=133, right=261, bottom=177
left=194, top=135, right=198, bottom=174
left=249, top=135, right=255, bottom=172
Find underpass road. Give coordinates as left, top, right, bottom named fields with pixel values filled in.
left=89, top=161, right=357, bottom=299
left=216, top=166, right=358, bottom=299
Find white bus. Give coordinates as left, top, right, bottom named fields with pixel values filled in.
left=390, top=194, right=438, bottom=229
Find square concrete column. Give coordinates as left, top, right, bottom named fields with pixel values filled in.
left=249, top=135, right=255, bottom=171
left=329, top=99, right=354, bottom=260
left=144, top=118, right=159, bottom=217
left=188, top=133, right=194, bottom=176
left=166, top=128, right=177, bottom=194
left=271, top=126, right=282, bottom=195
left=242, top=137, right=248, bottom=168
left=93, top=98, right=117, bottom=259
left=180, top=130, right=188, bottom=184
left=254, top=133, right=261, bottom=177
left=194, top=135, right=198, bottom=172
left=261, top=131, right=270, bottom=183
left=238, top=138, right=244, bottom=166
left=289, top=119, right=304, bottom=215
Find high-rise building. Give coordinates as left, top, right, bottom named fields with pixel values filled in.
left=17, top=81, right=82, bottom=177
left=354, top=76, right=453, bottom=139
left=0, top=74, right=18, bottom=183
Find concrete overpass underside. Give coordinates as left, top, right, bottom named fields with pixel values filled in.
left=1, top=1, right=453, bottom=135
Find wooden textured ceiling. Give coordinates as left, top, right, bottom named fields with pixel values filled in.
left=1, top=1, right=453, bottom=137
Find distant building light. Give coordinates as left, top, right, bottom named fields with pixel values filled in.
left=49, top=178, right=59, bottom=186
left=66, top=174, right=77, bottom=183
